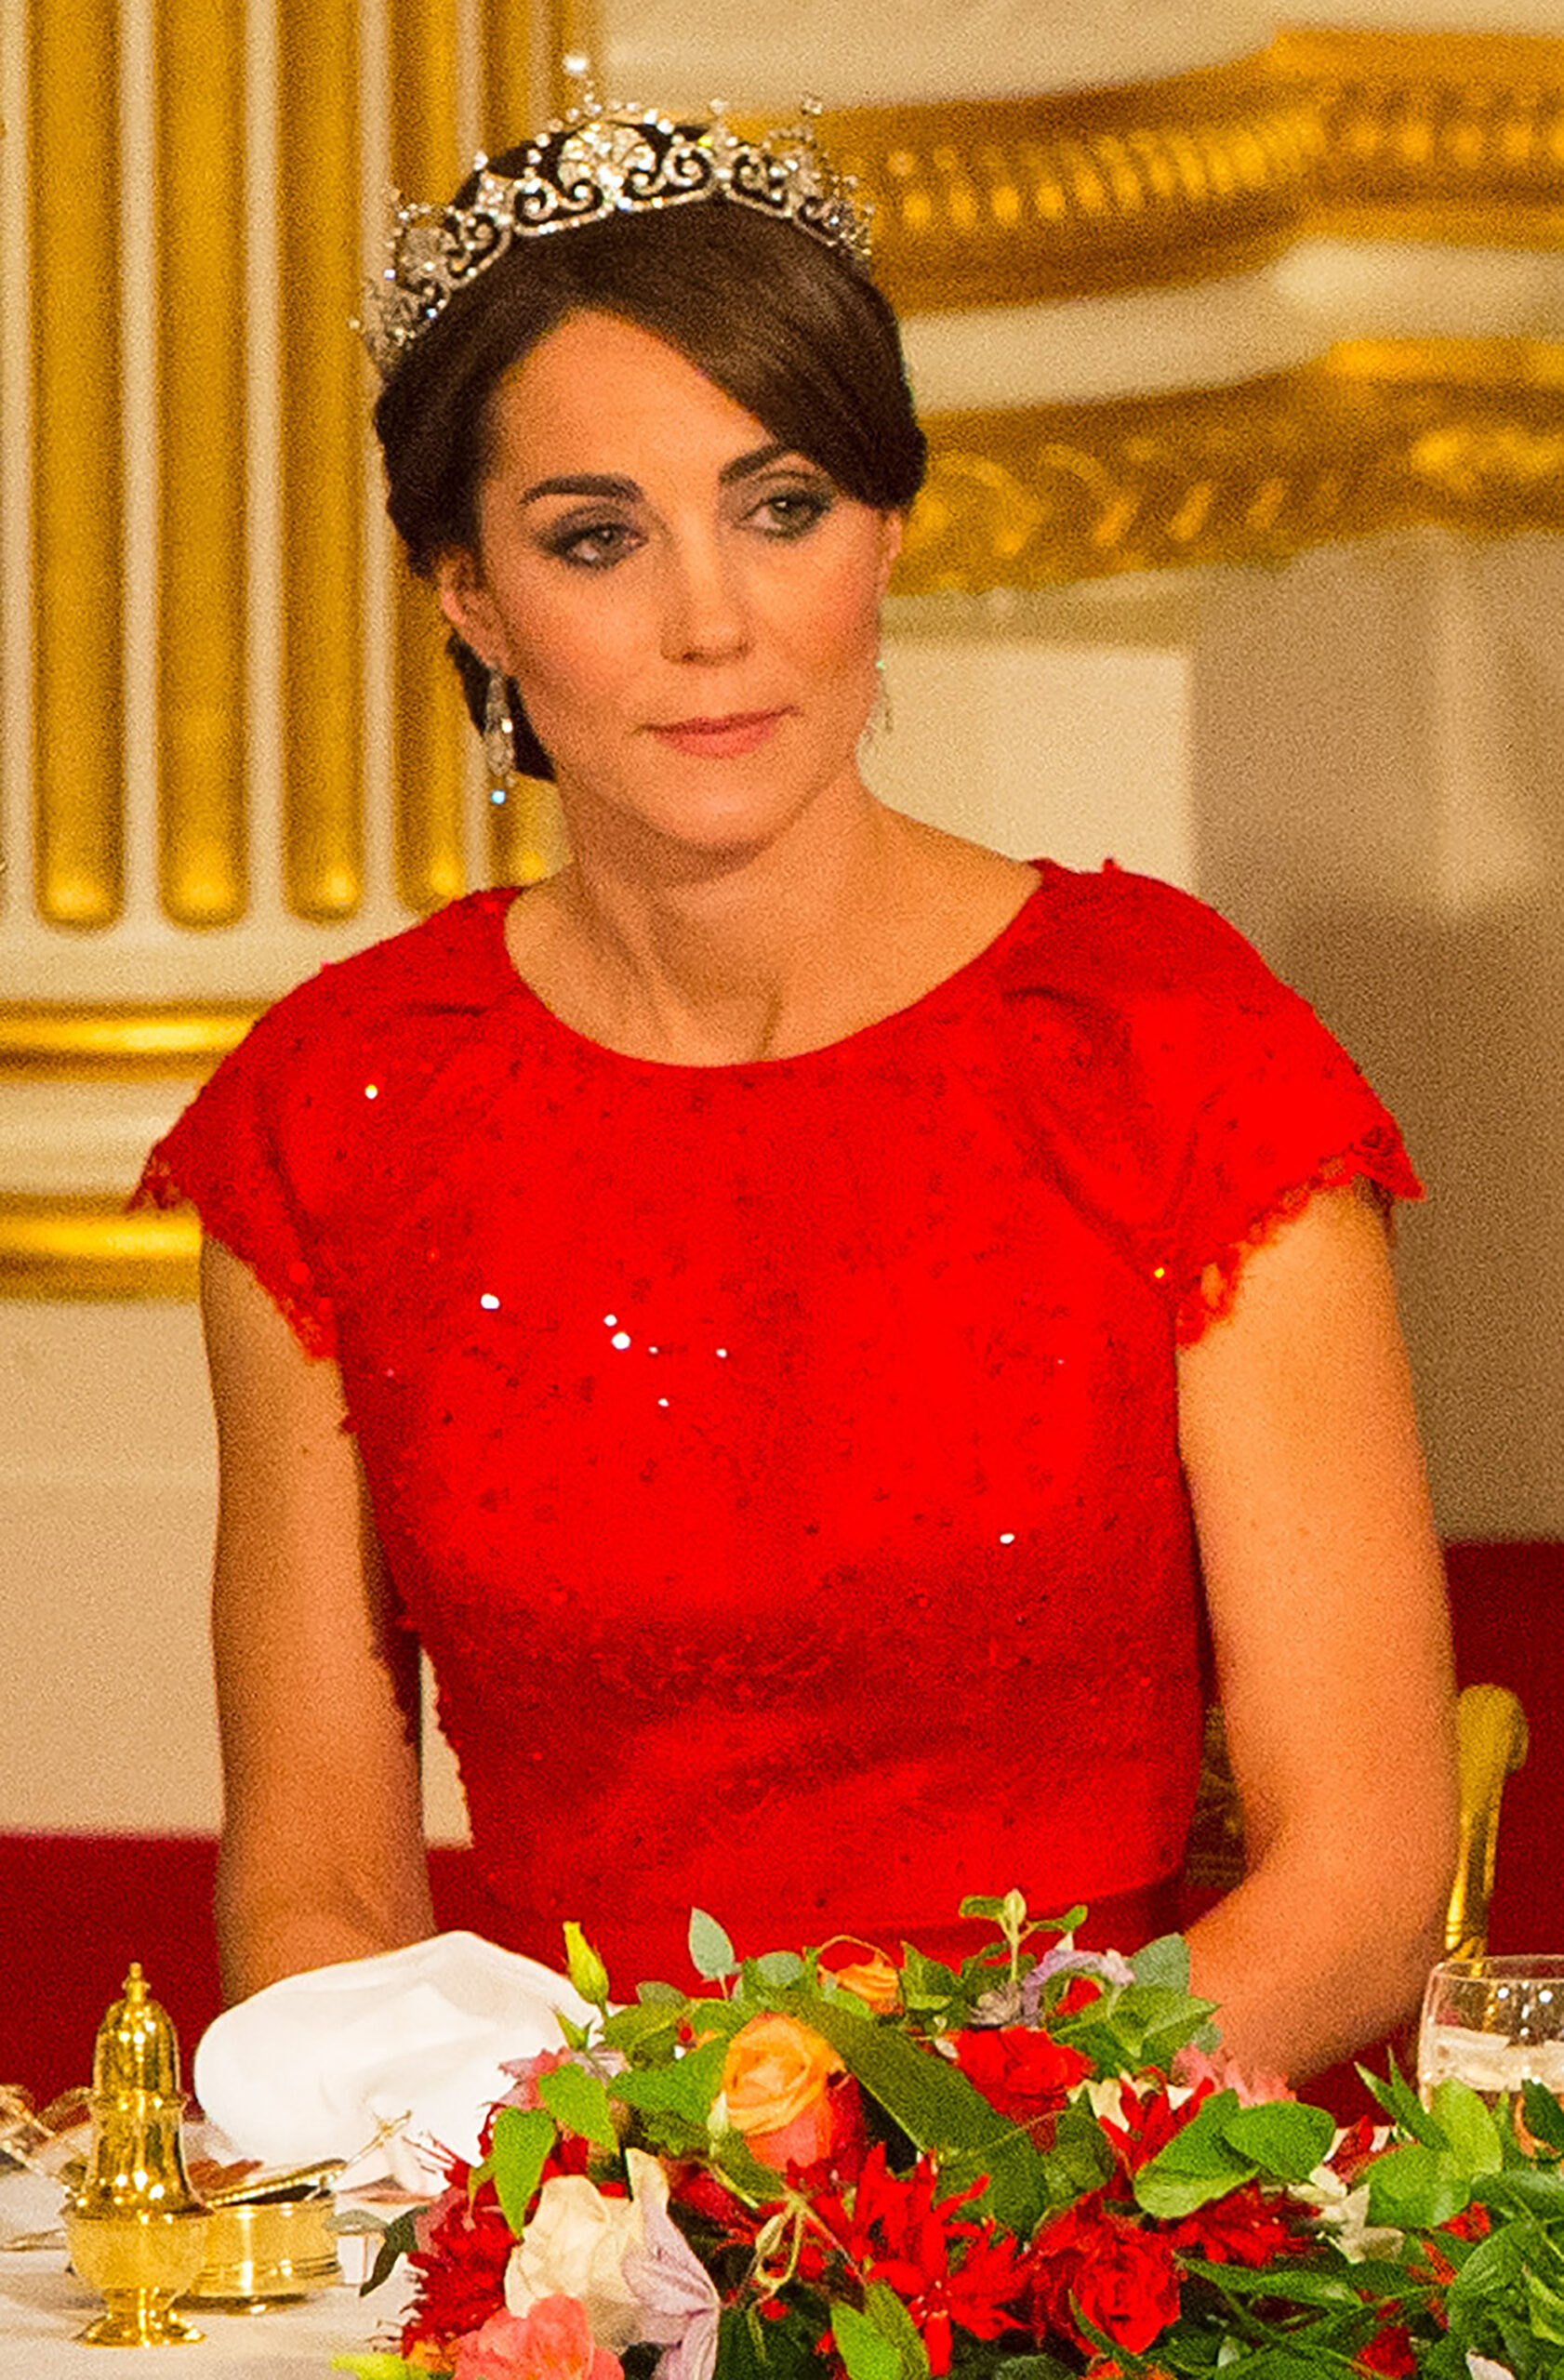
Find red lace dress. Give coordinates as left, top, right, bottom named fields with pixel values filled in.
left=139, top=862, right=1418, bottom=1986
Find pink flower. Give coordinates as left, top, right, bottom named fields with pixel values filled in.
left=453, top=2294, right=624, bottom=2380
left=1170, top=2043, right=1292, bottom=2109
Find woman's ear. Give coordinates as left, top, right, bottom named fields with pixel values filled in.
left=434, top=549, right=503, bottom=668
left=875, top=510, right=904, bottom=598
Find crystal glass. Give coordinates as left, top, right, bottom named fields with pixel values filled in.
left=1418, top=1955, right=1564, bottom=2107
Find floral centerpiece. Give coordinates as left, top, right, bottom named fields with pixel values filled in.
left=333, top=1895, right=1564, bottom=2380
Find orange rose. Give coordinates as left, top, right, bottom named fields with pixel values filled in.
left=721, top=2016, right=847, bottom=2171
left=824, top=1950, right=900, bottom=2016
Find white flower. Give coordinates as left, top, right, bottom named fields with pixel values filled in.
left=504, top=2149, right=715, bottom=2362
left=506, top=2167, right=645, bottom=2348
left=1467, top=2359, right=1516, bottom=2380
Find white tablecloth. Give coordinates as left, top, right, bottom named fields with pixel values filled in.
left=0, top=2170, right=406, bottom=2376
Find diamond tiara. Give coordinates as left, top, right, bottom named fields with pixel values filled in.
left=361, top=71, right=874, bottom=378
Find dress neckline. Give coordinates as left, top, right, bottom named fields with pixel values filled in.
left=482, top=864, right=1054, bottom=1077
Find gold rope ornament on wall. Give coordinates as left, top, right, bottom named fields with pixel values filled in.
left=2, top=17, right=1562, bottom=1296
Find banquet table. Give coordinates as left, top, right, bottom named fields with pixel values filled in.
left=0, top=2168, right=405, bottom=2377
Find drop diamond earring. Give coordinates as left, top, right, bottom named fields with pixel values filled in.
left=483, top=669, right=517, bottom=788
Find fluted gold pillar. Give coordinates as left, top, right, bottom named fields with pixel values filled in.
left=31, top=0, right=125, bottom=929
left=156, top=0, right=248, bottom=928
left=481, top=0, right=537, bottom=148
left=278, top=0, right=364, bottom=919
left=388, top=0, right=471, bottom=913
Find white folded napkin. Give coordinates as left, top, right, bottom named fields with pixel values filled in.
left=192, top=1931, right=592, bottom=2189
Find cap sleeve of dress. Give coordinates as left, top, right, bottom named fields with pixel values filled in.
left=134, top=979, right=347, bottom=1359
left=131, top=889, right=519, bottom=1362
left=991, top=863, right=1422, bottom=1346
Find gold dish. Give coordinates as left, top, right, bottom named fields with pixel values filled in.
left=182, top=2189, right=341, bottom=2313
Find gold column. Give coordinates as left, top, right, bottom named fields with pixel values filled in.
left=481, top=0, right=537, bottom=148
left=477, top=0, right=574, bottom=884
left=156, top=0, right=248, bottom=927
left=278, top=0, right=364, bottom=919
left=30, top=0, right=125, bottom=929
left=387, top=0, right=470, bottom=913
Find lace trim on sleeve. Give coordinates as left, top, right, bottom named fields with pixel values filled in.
left=1173, top=1126, right=1416, bottom=1347
left=130, top=1148, right=338, bottom=1360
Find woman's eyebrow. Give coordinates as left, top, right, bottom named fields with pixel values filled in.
left=518, top=444, right=803, bottom=507
left=518, top=472, right=641, bottom=506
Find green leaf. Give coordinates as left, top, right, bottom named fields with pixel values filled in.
left=1527, top=2267, right=1564, bottom=2347
left=636, top=1980, right=688, bottom=2007
left=753, top=1950, right=805, bottom=1986
left=895, top=1947, right=962, bottom=2014
left=1133, top=2089, right=1251, bottom=2218
left=991, top=2359, right=1079, bottom=2380
left=489, top=2105, right=556, bottom=2235
left=713, top=2305, right=820, bottom=2380
left=1428, top=2076, right=1505, bottom=2175
left=1222, top=2100, right=1336, bottom=2183
left=802, top=1994, right=1049, bottom=2230
left=615, top=2033, right=728, bottom=2125
left=539, top=2061, right=618, bottom=2149
left=356, top=2207, right=421, bottom=2298
left=1176, top=2254, right=1375, bottom=2308
left=1365, top=2139, right=1472, bottom=2230
left=1478, top=2162, right=1564, bottom=2217
left=1038, top=2100, right=1115, bottom=2207
left=332, top=2360, right=432, bottom=2379
left=862, top=2280, right=932, bottom=2380
left=1522, top=2079, right=1564, bottom=2154
left=1130, top=1933, right=1190, bottom=1990
left=832, top=2300, right=901, bottom=2380
left=1357, top=2051, right=1443, bottom=2149
left=690, top=1909, right=737, bottom=1980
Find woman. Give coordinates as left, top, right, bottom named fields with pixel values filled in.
left=140, top=94, right=1456, bottom=2080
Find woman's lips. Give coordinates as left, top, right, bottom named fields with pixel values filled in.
left=646, top=709, right=788, bottom=759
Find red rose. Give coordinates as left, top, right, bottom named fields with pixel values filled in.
left=950, top=2028, right=1091, bottom=2128
left=1028, top=2195, right=1182, bottom=2357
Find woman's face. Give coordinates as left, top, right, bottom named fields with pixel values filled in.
left=437, top=309, right=902, bottom=869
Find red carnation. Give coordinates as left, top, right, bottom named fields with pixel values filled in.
left=403, top=2177, right=515, bottom=2357
left=1027, top=2194, right=1182, bottom=2358
left=950, top=2028, right=1091, bottom=2129
left=1100, top=2075, right=1215, bottom=2178
left=1167, top=2180, right=1302, bottom=2269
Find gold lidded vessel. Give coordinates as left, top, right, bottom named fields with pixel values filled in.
left=62, top=1962, right=211, bottom=2346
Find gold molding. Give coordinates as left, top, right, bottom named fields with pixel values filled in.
left=0, top=1198, right=199, bottom=1301
left=1279, top=26, right=1564, bottom=250
left=817, top=26, right=1564, bottom=315
left=0, top=1006, right=257, bottom=1079
left=899, top=337, right=1564, bottom=593
left=823, top=55, right=1322, bottom=312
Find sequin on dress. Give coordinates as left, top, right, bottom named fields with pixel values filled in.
left=138, top=862, right=1419, bottom=1983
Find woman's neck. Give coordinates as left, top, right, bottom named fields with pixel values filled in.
left=503, top=801, right=1040, bottom=1068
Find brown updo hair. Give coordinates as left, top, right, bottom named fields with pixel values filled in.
left=373, top=161, right=928, bottom=780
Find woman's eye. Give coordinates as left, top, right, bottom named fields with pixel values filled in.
left=545, top=521, right=640, bottom=568
left=754, top=488, right=832, bottom=538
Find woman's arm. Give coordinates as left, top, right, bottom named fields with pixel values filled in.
left=1177, top=1182, right=1458, bottom=2082
left=201, top=1235, right=436, bottom=2003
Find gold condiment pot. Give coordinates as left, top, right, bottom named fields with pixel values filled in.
left=62, top=1964, right=211, bottom=2346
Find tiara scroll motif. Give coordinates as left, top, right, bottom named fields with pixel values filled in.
left=361, top=86, right=874, bottom=378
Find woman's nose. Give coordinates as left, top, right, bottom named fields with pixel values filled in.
left=659, top=536, right=750, bottom=663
